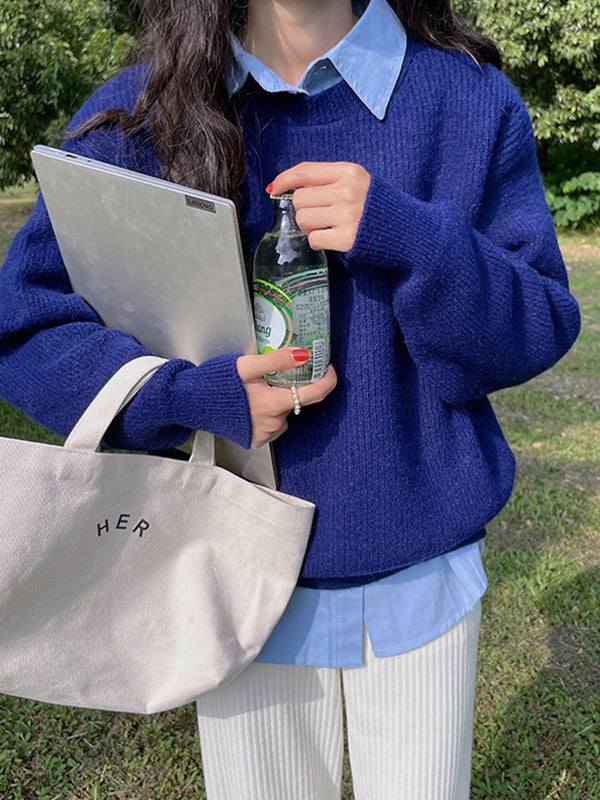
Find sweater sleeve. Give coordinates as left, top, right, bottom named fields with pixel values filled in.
left=0, top=76, right=252, bottom=451
left=341, top=90, right=581, bottom=406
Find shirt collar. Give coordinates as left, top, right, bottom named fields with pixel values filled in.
left=226, top=0, right=407, bottom=121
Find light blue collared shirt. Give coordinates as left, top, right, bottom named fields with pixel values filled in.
left=228, top=0, right=487, bottom=666
left=227, top=0, right=407, bottom=120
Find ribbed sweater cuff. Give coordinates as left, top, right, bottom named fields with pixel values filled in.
left=341, top=175, right=448, bottom=277
left=170, top=354, right=252, bottom=448
left=107, top=353, right=252, bottom=451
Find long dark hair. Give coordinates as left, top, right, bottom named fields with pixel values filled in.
left=74, top=0, right=501, bottom=198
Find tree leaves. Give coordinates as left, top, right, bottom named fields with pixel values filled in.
left=456, top=0, right=600, bottom=226
left=455, top=0, right=600, bottom=149
left=0, top=0, right=135, bottom=188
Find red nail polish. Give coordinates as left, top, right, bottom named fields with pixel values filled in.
left=292, top=348, right=311, bottom=363
left=266, top=182, right=274, bottom=193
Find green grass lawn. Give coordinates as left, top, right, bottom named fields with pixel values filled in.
left=1, top=188, right=599, bottom=799
left=472, top=232, right=600, bottom=800
left=0, top=183, right=38, bottom=261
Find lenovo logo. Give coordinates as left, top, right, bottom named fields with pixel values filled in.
left=185, top=195, right=216, bottom=213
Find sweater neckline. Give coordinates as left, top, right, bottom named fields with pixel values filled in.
left=238, top=34, right=424, bottom=126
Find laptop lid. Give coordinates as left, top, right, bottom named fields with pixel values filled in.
left=31, top=144, right=276, bottom=488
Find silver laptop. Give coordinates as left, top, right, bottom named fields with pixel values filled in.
left=31, top=145, right=276, bottom=488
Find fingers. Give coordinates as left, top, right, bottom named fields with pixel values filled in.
left=294, top=364, right=338, bottom=408
left=309, top=228, right=357, bottom=252
left=250, top=411, right=289, bottom=450
left=267, top=162, right=371, bottom=253
left=294, top=202, right=358, bottom=252
left=265, top=365, right=337, bottom=419
left=270, top=161, right=355, bottom=195
left=238, top=353, right=337, bottom=449
left=294, top=204, right=338, bottom=231
left=237, top=348, right=310, bottom=383
left=292, top=177, right=366, bottom=208
left=250, top=366, right=337, bottom=448
left=237, top=349, right=336, bottom=448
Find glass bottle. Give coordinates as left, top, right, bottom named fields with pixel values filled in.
left=253, top=192, right=330, bottom=387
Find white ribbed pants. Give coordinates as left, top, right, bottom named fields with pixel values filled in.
left=196, top=602, right=481, bottom=800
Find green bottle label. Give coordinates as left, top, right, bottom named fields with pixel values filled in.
left=253, top=280, right=293, bottom=353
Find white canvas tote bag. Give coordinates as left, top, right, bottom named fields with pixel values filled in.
left=0, top=356, right=314, bottom=714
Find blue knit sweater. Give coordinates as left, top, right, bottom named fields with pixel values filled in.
left=0, top=36, right=580, bottom=587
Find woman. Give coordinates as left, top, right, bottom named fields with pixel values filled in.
left=0, top=0, right=580, bottom=798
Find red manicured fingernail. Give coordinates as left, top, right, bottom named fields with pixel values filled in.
left=266, top=182, right=274, bottom=193
left=292, top=348, right=310, bottom=363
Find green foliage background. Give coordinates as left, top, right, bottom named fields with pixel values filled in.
left=1, top=0, right=599, bottom=225
left=456, top=0, right=600, bottom=227
left=456, top=0, right=600, bottom=147
left=0, top=0, right=135, bottom=188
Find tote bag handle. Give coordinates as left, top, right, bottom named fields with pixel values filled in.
left=64, top=356, right=215, bottom=464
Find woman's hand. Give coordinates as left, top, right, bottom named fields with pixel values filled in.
left=236, top=348, right=337, bottom=449
left=268, top=162, right=371, bottom=252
